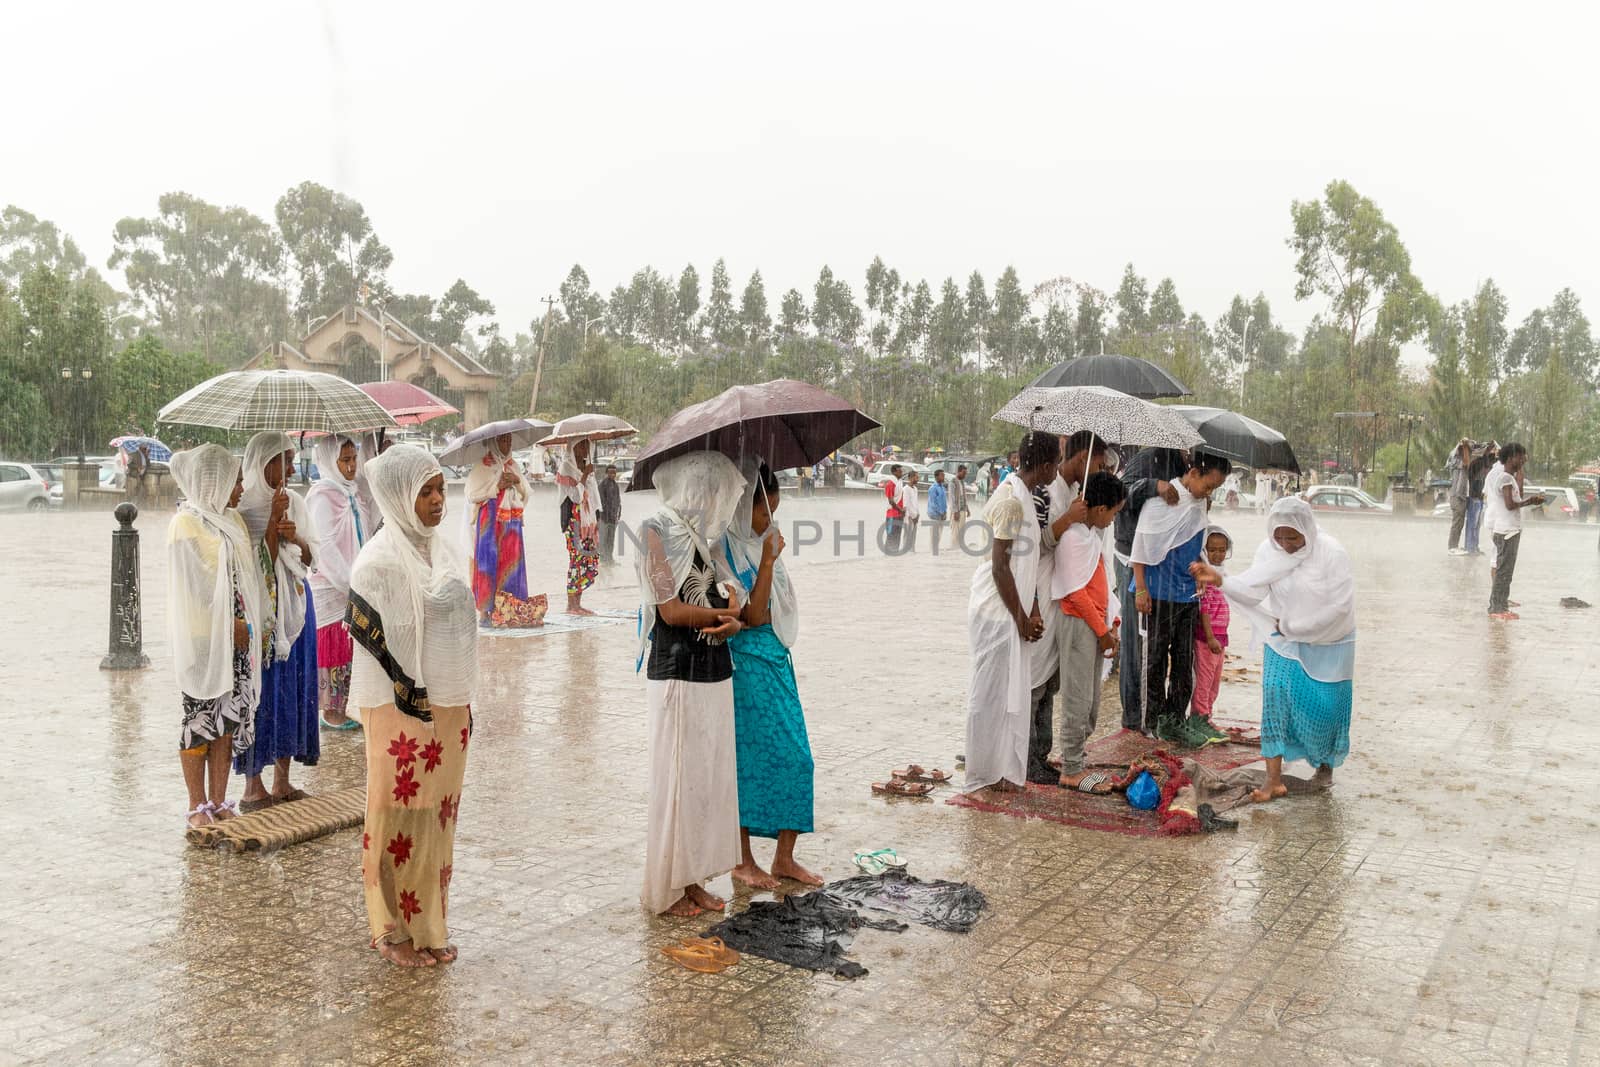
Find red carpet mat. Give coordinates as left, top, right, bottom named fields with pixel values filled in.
left=944, top=723, right=1261, bottom=838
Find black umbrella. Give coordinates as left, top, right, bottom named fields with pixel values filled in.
left=1028, top=353, right=1190, bottom=399
left=1166, top=405, right=1300, bottom=473
left=629, top=380, right=881, bottom=491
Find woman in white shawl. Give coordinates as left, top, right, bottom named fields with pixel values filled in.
left=636, top=450, right=747, bottom=917
left=719, top=461, right=820, bottom=890
left=556, top=440, right=602, bottom=615
left=168, top=444, right=264, bottom=828
left=306, top=434, right=371, bottom=729
left=234, top=431, right=321, bottom=811
left=1190, top=497, right=1356, bottom=802
left=349, top=445, right=479, bottom=967
left=467, top=432, right=530, bottom=620
left=964, top=431, right=1061, bottom=794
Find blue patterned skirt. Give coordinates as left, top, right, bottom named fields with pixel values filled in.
left=235, top=590, right=321, bottom=778
left=1260, top=644, right=1351, bottom=769
left=728, top=624, right=815, bottom=839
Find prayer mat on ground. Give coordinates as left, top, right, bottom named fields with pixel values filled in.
left=186, top=786, right=365, bottom=853
left=945, top=722, right=1262, bottom=838
left=480, top=608, right=637, bottom=639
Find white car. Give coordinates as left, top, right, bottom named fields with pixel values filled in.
left=1303, top=485, right=1391, bottom=513
left=1524, top=485, right=1580, bottom=521
left=0, top=461, right=51, bottom=511
left=866, top=461, right=931, bottom=487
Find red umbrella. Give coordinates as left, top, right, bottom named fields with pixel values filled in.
left=629, top=380, right=881, bottom=491
left=357, top=381, right=459, bottom=426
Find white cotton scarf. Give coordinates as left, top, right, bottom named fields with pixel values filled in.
left=306, top=435, right=371, bottom=628
left=724, top=460, right=800, bottom=649
left=1130, top=476, right=1208, bottom=567
left=1220, top=497, right=1355, bottom=683
left=557, top=446, right=600, bottom=540
left=237, top=431, right=319, bottom=660
left=348, top=445, right=479, bottom=711
left=634, top=451, right=748, bottom=667
left=167, top=444, right=264, bottom=703
left=466, top=442, right=530, bottom=509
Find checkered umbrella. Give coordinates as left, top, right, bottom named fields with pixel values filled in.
left=157, top=370, right=399, bottom=433
left=993, top=386, right=1204, bottom=450
left=109, top=435, right=172, bottom=462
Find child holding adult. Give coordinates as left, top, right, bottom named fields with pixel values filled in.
left=1190, top=527, right=1232, bottom=721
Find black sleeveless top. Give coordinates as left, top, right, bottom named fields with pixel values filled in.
left=646, top=549, right=733, bottom=683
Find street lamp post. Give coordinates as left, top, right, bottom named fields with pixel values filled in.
left=1397, top=412, right=1425, bottom=486
left=1237, top=317, right=1252, bottom=409
left=61, top=365, right=94, bottom=464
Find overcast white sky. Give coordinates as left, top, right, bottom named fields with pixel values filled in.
left=6, top=0, right=1597, bottom=359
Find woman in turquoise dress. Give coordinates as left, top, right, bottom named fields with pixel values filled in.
left=722, top=462, right=821, bottom=889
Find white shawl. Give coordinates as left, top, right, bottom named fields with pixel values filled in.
left=1220, top=497, right=1356, bottom=683
left=557, top=446, right=600, bottom=540
left=166, top=444, right=264, bottom=703
left=635, top=451, right=747, bottom=667
left=348, top=445, right=479, bottom=711
left=724, top=460, right=799, bottom=649
left=236, top=431, right=319, bottom=660
left=1130, top=477, right=1208, bottom=567
left=466, top=441, right=530, bottom=508
left=306, top=434, right=371, bottom=628
left=964, top=472, right=1039, bottom=792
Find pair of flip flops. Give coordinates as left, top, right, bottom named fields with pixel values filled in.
left=852, top=848, right=907, bottom=875
left=871, top=764, right=950, bottom=797
left=660, top=936, right=740, bottom=973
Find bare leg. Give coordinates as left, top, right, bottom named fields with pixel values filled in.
left=377, top=938, right=438, bottom=968
left=241, top=772, right=270, bottom=803
left=770, top=830, right=823, bottom=886
left=1251, top=755, right=1289, bottom=802
left=732, top=829, right=781, bottom=889
left=181, top=745, right=209, bottom=826
left=206, top=734, right=234, bottom=818
left=270, top=757, right=294, bottom=799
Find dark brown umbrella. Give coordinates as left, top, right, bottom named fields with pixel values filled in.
left=628, top=380, right=881, bottom=491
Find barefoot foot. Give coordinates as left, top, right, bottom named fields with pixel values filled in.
left=731, top=862, right=781, bottom=890
left=377, top=939, right=438, bottom=967
left=770, top=858, right=824, bottom=886
left=685, top=884, right=726, bottom=911
left=1250, top=783, right=1290, bottom=803
left=1313, top=764, right=1334, bottom=785
left=664, top=895, right=704, bottom=918
left=424, top=944, right=459, bottom=964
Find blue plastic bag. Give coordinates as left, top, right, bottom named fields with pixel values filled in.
left=1126, top=770, right=1160, bottom=810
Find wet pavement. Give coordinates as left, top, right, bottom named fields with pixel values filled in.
left=3, top=489, right=1599, bottom=1066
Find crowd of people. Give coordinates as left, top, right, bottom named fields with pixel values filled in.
left=1444, top=437, right=1546, bottom=619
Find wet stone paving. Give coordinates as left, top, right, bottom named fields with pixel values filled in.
left=3, top=488, right=1600, bottom=1066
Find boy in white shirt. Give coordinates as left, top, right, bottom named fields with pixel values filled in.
left=898, top=470, right=921, bottom=552
left=1483, top=442, right=1544, bottom=620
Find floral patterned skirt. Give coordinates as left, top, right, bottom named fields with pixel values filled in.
left=316, top=622, right=353, bottom=717
left=362, top=702, right=470, bottom=951
left=180, top=589, right=255, bottom=754
left=566, top=527, right=599, bottom=595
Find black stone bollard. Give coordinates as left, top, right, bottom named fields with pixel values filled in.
left=101, top=502, right=151, bottom=670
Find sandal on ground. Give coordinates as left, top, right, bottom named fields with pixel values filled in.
left=320, top=716, right=361, bottom=731
left=893, top=765, right=951, bottom=783
left=272, top=787, right=312, bottom=803
left=210, top=799, right=239, bottom=821
left=185, top=802, right=215, bottom=828
left=680, top=936, right=740, bottom=967
left=238, top=796, right=276, bottom=813
left=1060, top=770, right=1114, bottom=795
left=852, top=848, right=907, bottom=875
left=872, top=779, right=934, bottom=797
left=661, top=943, right=732, bottom=973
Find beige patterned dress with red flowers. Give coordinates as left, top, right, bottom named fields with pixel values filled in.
left=362, top=702, right=471, bottom=950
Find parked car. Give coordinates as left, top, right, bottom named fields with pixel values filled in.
left=923, top=454, right=992, bottom=496
left=1524, top=485, right=1579, bottom=521
left=0, top=461, right=51, bottom=510
left=1303, top=485, right=1391, bottom=513
left=1211, top=486, right=1259, bottom=511
left=866, top=460, right=931, bottom=487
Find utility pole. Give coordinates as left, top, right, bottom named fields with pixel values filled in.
left=528, top=294, right=556, bottom=416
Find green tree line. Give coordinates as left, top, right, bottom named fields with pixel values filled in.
left=3, top=180, right=1597, bottom=478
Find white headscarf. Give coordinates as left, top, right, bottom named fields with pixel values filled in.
left=236, top=431, right=319, bottom=659
left=635, top=450, right=748, bottom=666
left=348, top=445, right=479, bottom=711
left=306, top=434, right=371, bottom=627
left=166, top=444, right=264, bottom=703
left=723, top=460, right=799, bottom=648
left=355, top=432, right=383, bottom=533
left=1130, top=475, right=1209, bottom=567
left=466, top=437, right=530, bottom=508
left=1220, top=497, right=1356, bottom=682
left=557, top=445, right=600, bottom=540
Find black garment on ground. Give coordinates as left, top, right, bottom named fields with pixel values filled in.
left=820, top=867, right=988, bottom=934
left=1114, top=448, right=1191, bottom=555
left=706, top=892, right=906, bottom=979
left=1144, top=599, right=1197, bottom=730
left=646, top=550, right=733, bottom=683
left=1489, top=533, right=1521, bottom=614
